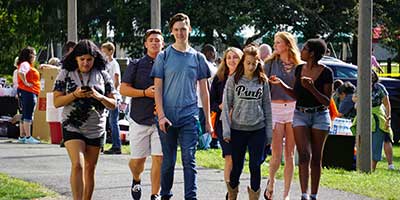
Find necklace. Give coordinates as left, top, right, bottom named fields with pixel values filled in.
left=282, top=63, right=294, bottom=73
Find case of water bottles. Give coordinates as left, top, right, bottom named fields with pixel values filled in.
left=329, top=118, right=353, bottom=135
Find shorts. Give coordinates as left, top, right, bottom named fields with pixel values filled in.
left=292, top=109, right=331, bottom=131
left=372, top=128, right=386, bottom=161
left=129, top=119, right=162, bottom=159
left=271, top=102, right=296, bottom=128
left=63, top=128, right=104, bottom=147
left=18, top=89, right=37, bottom=122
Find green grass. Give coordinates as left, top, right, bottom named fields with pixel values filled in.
left=0, top=173, right=57, bottom=200
left=193, top=145, right=400, bottom=200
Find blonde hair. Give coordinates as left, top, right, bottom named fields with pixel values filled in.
left=215, top=47, right=243, bottom=81
left=101, top=42, right=115, bottom=52
left=265, top=31, right=301, bottom=65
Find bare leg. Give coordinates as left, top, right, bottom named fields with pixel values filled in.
left=310, top=129, right=328, bottom=195
left=293, top=126, right=312, bottom=194
left=283, top=122, right=295, bottom=198
left=150, top=155, right=163, bottom=195
left=224, top=155, right=233, bottom=182
left=384, top=141, right=393, bottom=166
left=266, top=123, right=284, bottom=198
left=129, top=158, right=146, bottom=182
left=23, top=121, right=31, bottom=137
left=65, top=140, right=86, bottom=200
left=83, top=145, right=101, bottom=200
left=372, top=160, right=378, bottom=171
left=19, top=122, right=26, bottom=137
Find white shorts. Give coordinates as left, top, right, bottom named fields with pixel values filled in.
left=271, top=102, right=296, bottom=128
left=129, top=120, right=162, bottom=159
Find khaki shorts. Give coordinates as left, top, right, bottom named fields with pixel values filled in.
left=129, top=120, right=162, bottom=159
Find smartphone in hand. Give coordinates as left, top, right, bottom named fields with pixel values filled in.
left=81, top=86, right=92, bottom=92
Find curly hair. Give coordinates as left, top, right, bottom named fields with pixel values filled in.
left=62, top=39, right=106, bottom=71
left=17, top=47, right=36, bottom=66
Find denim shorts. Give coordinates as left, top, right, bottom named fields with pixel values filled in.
left=372, top=128, right=389, bottom=161
left=292, top=109, right=331, bottom=131
left=17, top=89, right=37, bottom=123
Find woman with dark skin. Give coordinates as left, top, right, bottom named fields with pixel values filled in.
left=269, top=38, right=333, bottom=200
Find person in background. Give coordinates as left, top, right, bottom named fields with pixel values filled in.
left=12, top=56, right=26, bottom=141
left=352, top=70, right=394, bottom=171
left=263, top=32, right=302, bottom=200
left=63, top=41, right=77, bottom=58
left=101, top=42, right=122, bottom=155
left=371, top=48, right=384, bottom=73
left=150, top=13, right=212, bottom=200
left=222, top=46, right=272, bottom=200
left=210, top=47, right=243, bottom=194
left=120, top=29, right=164, bottom=200
left=16, top=47, right=41, bottom=144
left=259, top=44, right=272, bottom=61
left=201, top=44, right=218, bottom=149
left=40, top=57, right=61, bottom=69
left=336, top=81, right=356, bottom=119
left=53, top=39, right=117, bottom=200
left=270, top=38, right=333, bottom=200
left=332, top=79, right=344, bottom=107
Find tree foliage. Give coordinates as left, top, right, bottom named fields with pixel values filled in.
left=3, top=0, right=400, bottom=75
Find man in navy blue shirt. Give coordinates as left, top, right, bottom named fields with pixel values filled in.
left=120, top=29, right=164, bottom=200
left=151, top=13, right=212, bottom=200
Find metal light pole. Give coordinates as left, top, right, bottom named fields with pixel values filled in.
left=151, top=0, right=161, bottom=29
left=67, top=0, right=78, bottom=42
left=356, top=0, right=372, bottom=173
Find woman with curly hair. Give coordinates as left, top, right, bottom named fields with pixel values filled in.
left=53, top=39, right=117, bottom=200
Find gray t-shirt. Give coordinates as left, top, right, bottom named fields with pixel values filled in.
left=53, top=69, right=116, bottom=138
left=264, top=59, right=296, bottom=101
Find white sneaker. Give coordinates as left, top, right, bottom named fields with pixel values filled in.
left=388, top=164, right=395, bottom=170
left=25, top=137, right=40, bottom=144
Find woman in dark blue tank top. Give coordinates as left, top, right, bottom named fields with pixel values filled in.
left=269, top=38, right=333, bottom=200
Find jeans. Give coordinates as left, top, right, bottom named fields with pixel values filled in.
left=230, top=128, right=266, bottom=191
left=159, top=118, right=198, bottom=200
left=17, top=89, right=37, bottom=123
left=108, top=107, right=121, bottom=149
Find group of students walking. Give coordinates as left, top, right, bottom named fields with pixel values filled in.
left=37, top=12, right=362, bottom=200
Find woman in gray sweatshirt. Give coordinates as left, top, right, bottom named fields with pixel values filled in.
left=221, top=46, right=272, bottom=200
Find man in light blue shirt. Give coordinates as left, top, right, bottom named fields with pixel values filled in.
left=150, top=13, right=212, bottom=200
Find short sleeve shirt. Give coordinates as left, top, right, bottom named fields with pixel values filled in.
left=372, top=83, right=388, bottom=107
left=264, top=59, right=296, bottom=101
left=53, top=69, right=116, bottom=138
left=150, top=45, right=211, bottom=126
left=294, top=64, right=334, bottom=107
left=122, top=55, right=155, bottom=125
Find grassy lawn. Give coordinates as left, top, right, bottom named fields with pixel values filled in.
left=0, top=173, right=57, bottom=200
left=193, top=145, right=400, bottom=200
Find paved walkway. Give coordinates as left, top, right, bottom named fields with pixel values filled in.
left=0, top=139, right=374, bottom=200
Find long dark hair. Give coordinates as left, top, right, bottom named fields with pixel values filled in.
left=17, top=46, right=35, bottom=66
left=62, top=39, right=107, bottom=71
left=234, top=46, right=267, bottom=84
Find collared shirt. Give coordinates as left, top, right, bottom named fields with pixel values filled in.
left=122, top=55, right=156, bottom=125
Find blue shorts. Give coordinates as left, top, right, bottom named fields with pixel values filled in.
left=372, top=128, right=390, bottom=161
left=292, top=109, right=331, bottom=131
left=17, top=89, right=37, bottom=123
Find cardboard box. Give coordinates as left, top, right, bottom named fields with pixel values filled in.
left=39, top=68, right=60, bottom=92
left=33, top=92, right=50, bottom=140
left=32, top=68, right=60, bottom=141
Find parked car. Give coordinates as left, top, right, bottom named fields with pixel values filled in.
left=320, top=57, right=400, bottom=142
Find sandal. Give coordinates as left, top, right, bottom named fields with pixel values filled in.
left=264, top=179, right=273, bottom=200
